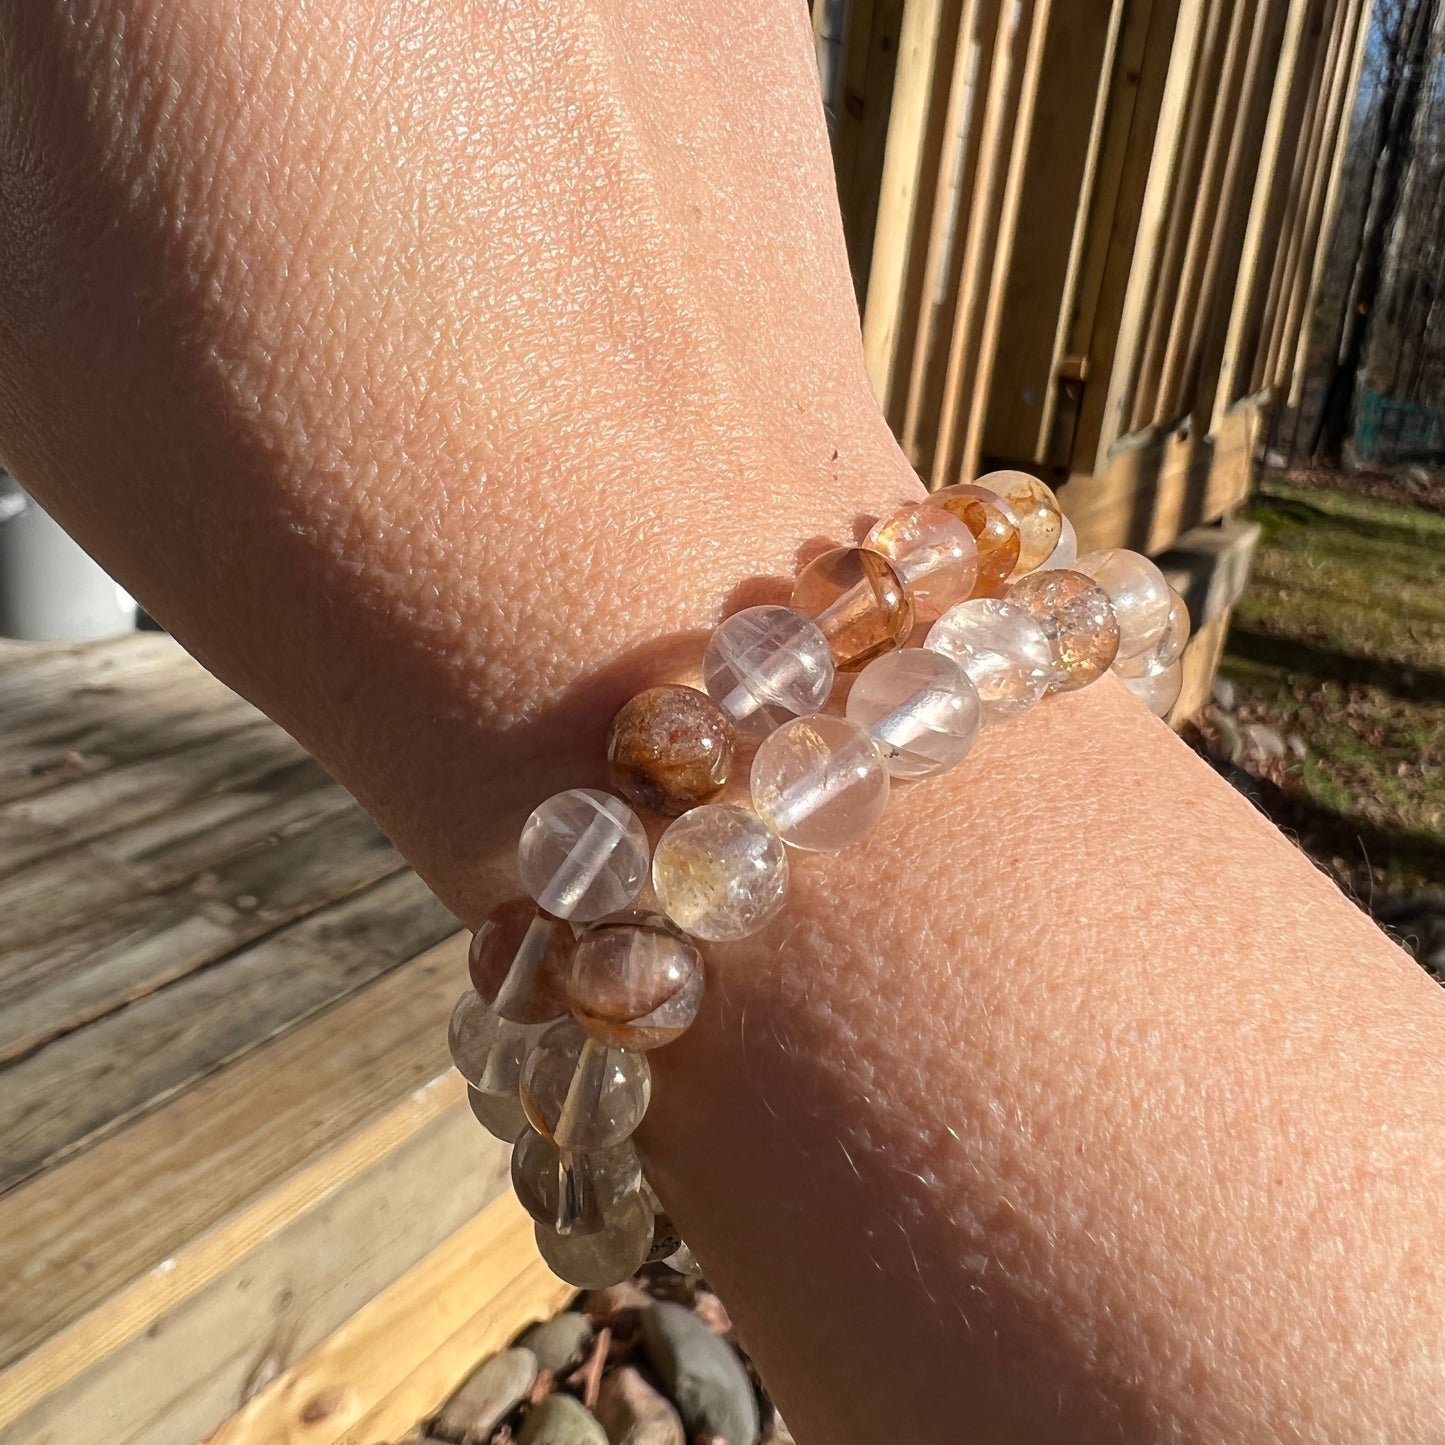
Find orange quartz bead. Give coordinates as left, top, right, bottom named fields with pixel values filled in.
left=926, top=484, right=1022, bottom=596
left=790, top=546, right=913, bottom=672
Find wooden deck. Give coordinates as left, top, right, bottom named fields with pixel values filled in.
left=0, top=634, right=567, bottom=1445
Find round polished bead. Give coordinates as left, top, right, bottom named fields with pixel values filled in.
left=926, top=483, right=1022, bottom=595
left=448, top=990, right=532, bottom=1093
left=517, top=789, right=648, bottom=923
left=652, top=804, right=789, bottom=941
left=750, top=714, right=891, bottom=852
left=976, top=471, right=1064, bottom=574
left=844, top=648, right=982, bottom=779
left=606, top=685, right=735, bottom=816
left=1037, top=514, right=1079, bottom=572
left=569, top=913, right=704, bottom=1050
left=1073, top=549, right=1173, bottom=660
left=1007, top=569, right=1120, bottom=692
left=466, top=1082, right=528, bottom=1143
left=790, top=547, right=914, bottom=672
left=520, top=1018, right=652, bottom=1150
left=468, top=899, right=574, bottom=1024
left=1121, top=657, right=1184, bottom=717
left=1114, top=586, right=1190, bottom=677
left=511, top=1124, right=642, bottom=1236
left=701, top=605, right=835, bottom=736
left=864, top=504, right=979, bottom=619
left=925, top=598, right=1054, bottom=721
left=534, top=1188, right=655, bottom=1289
left=664, top=1241, right=704, bottom=1278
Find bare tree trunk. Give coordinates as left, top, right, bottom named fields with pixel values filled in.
left=1312, top=0, right=1439, bottom=462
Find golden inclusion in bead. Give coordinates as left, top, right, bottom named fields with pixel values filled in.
left=791, top=546, right=914, bottom=672
left=568, top=912, right=704, bottom=1051
left=976, top=471, right=1064, bottom=574
left=864, top=504, right=979, bottom=619
left=652, top=803, right=789, bottom=941
left=468, top=898, right=574, bottom=1024
left=606, top=685, right=735, bottom=816
left=1007, top=569, right=1120, bottom=692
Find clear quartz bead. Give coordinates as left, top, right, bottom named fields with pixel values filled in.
left=468, top=899, right=574, bottom=1024
left=750, top=714, right=891, bottom=852
left=845, top=648, right=982, bottom=779
left=1114, top=586, right=1190, bottom=676
left=1007, top=569, right=1120, bottom=692
left=1121, top=657, right=1184, bottom=717
left=448, top=990, right=532, bottom=1094
left=976, top=471, right=1064, bottom=574
left=511, top=1124, right=642, bottom=1236
left=702, top=605, right=835, bottom=736
left=652, top=804, right=788, bottom=942
left=517, top=789, right=648, bottom=922
left=925, top=598, right=1055, bottom=720
left=864, top=504, right=979, bottom=618
left=534, top=1188, right=655, bottom=1289
left=467, top=1082, right=528, bottom=1143
left=1037, top=514, right=1079, bottom=571
left=519, top=1018, right=651, bottom=1149
left=1073, top=549, right=1173, bottom=660
left=569, top=913, right=705, bottom=1051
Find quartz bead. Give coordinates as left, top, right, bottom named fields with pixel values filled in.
left=1037, top=514, right=1079, bottom=571
left=467, top=1082, right=528, bottom=1144
left=926, top=483, right=1022, bottom=595
left=864, top=504, right=979, bottom=619
left=517, top=789, right=648, bottom=923
left=652, top=804, right=789, bottom=941
left=511, top=1124, right=642, bottom=1235
left=1114, top=586, right=1190, bottom=677
left=534, top=1188, right=655, bottom=1289
left=1007, top=569, right=1120, bottom=692
left=925, top=598, right=1054, bottom=720
left=1073, top=549, right=1173, bottom=660
left=790, top=547, right=913, bottom=671
left=569, top=913, right=704, bottom=1051
left=1121, top=658, right=1183, bottom=717
left=750, top=714, right=891, bottom=852
left=520, top=1018, right=652, bottom=1150
left=702, top=605, right=835, bottom=736
left=976, top=471, right=1064, bottom=574
left=606, top=685, right=734, bottom=816
left=448, top=990, right=532, bottom=1094
left=468, top=899, right=573, bottom=1024
left=844, top=648, right=982, bottom=779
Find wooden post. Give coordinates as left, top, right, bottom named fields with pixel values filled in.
left=1211, top=0, right=1316, bottom=427
left=1093, top=0, right=1209, bottom=470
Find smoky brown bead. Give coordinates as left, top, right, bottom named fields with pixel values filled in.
left=606, top=685, right=735, bottom=816
left=468, top=898, right=574, bottom=1024
left=1007, top=569, right=1121, bottom=691
left=790, top=546, right=914, bottom=672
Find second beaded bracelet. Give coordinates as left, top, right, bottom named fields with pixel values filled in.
left=447, top=469, right=1191, bottom=1288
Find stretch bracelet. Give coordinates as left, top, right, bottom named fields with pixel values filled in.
left=447, top=470, right=1190, bottom=1289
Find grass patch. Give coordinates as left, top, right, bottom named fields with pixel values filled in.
left=1208, top=477, right=1445, bottom=929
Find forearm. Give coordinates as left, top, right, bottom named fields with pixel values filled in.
left=1, top=3, right=1442, bottom=1441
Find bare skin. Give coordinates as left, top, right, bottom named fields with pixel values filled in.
left=0, top=3, right=1441, bottom=1440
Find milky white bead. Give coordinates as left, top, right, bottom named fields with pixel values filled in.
left=1073, top=549, right=1173, bottom=660
left=750, top=714, right=891, bottom=852
left=925, top=598, right=1054, bottom=721
left=1036, top=515, right=1078, bottom=571
left=845, top=648, right=982, bottom=779
left=1121, top=658, right=1184, bottom=717
left=652, top=804, right=789, bottom=941
left=1114, top=586, right=1190, bottom=676
left=517, top=789, right=648, bottom=922
left=702, top=605, right=835, bottom=735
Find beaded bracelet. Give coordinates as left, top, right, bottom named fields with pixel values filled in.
left=447, top=470, right=1190, bottom=1289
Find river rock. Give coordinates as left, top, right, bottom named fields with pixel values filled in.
left=640, top=1301, right=759, bottom=1445
left=519, top=1313, right=595, bottom=1375
left=517, top=1393, right=608, bottom=1445
left=595, top=1366, right=685, bottom=1445
left=432, top=1347, right=538, bottom=1443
